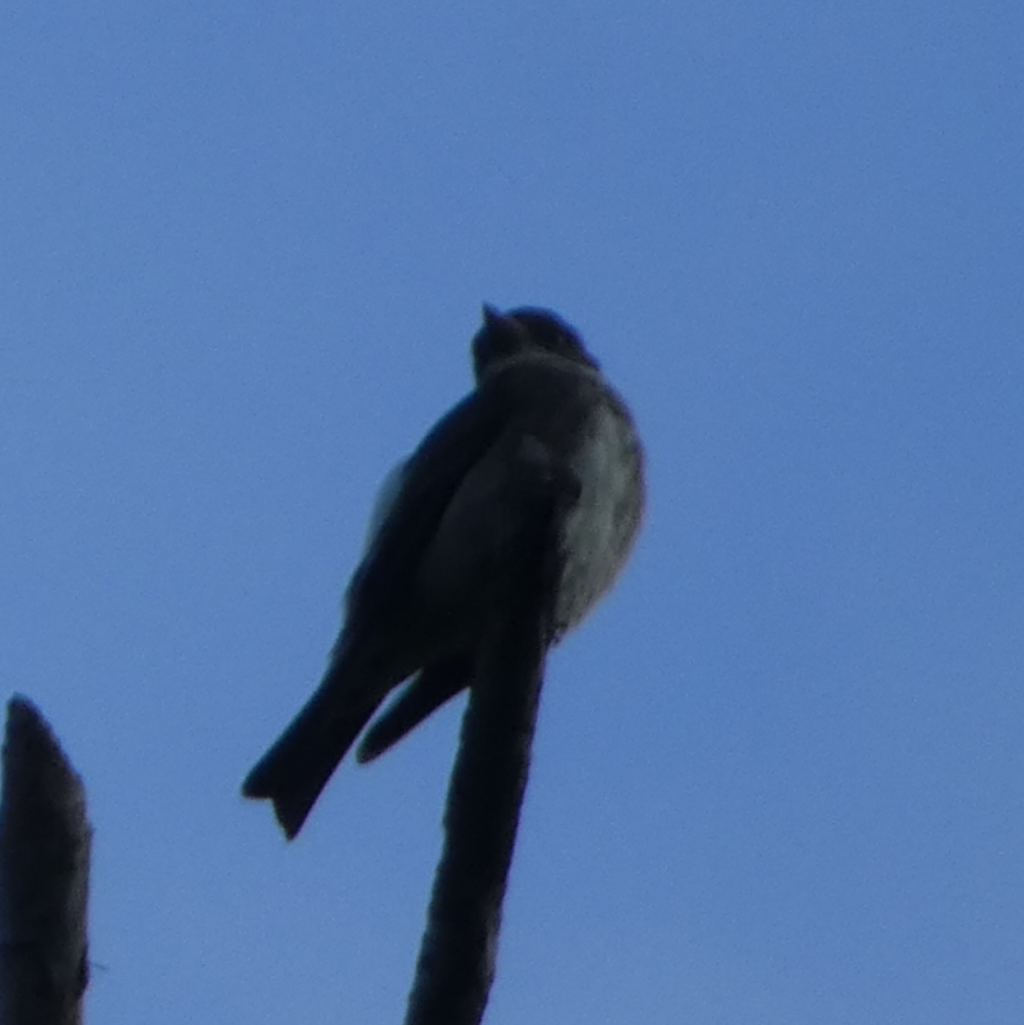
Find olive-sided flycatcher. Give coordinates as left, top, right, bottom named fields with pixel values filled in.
left=243, top=305, right=645, bottom=838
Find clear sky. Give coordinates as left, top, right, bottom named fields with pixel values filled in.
left=2, top=2, right=1023, bottom=1023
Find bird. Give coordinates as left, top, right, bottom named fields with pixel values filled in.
left=242, top=305, right=645, bottom=839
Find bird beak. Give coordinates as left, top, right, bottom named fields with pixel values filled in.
left=482, top=303, right=508, bottom=330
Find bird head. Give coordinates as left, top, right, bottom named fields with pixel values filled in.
left=473, top=305, right=601, bottom=381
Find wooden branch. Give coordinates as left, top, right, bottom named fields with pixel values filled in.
left=404, top=440, right=580, bottom=1025
left=0, top=697, right=91, bottom=1025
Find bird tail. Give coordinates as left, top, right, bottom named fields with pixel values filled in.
left=242, top=663, right=381, bottom=839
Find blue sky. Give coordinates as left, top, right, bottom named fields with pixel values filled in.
left=2, top=2, right=1023, bottom=1022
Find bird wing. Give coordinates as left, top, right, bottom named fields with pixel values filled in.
left=356, top=653, right=475, bottom=763
left=342, top=382, right=517, bottom=644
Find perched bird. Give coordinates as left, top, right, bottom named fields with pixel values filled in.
left=242, top=305, right=645, bottom=838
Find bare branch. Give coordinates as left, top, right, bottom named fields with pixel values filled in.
left=405, top=441, right=580, bottom=1025
left=0, top=697, right=91, bottom=1025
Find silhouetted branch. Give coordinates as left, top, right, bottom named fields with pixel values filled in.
left=404, top=439, right=580, bottom=1025
left=0, top=697, right=91, bottom=1025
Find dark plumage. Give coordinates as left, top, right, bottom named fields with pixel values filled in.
left=242, top=305, right=645, bottom=838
